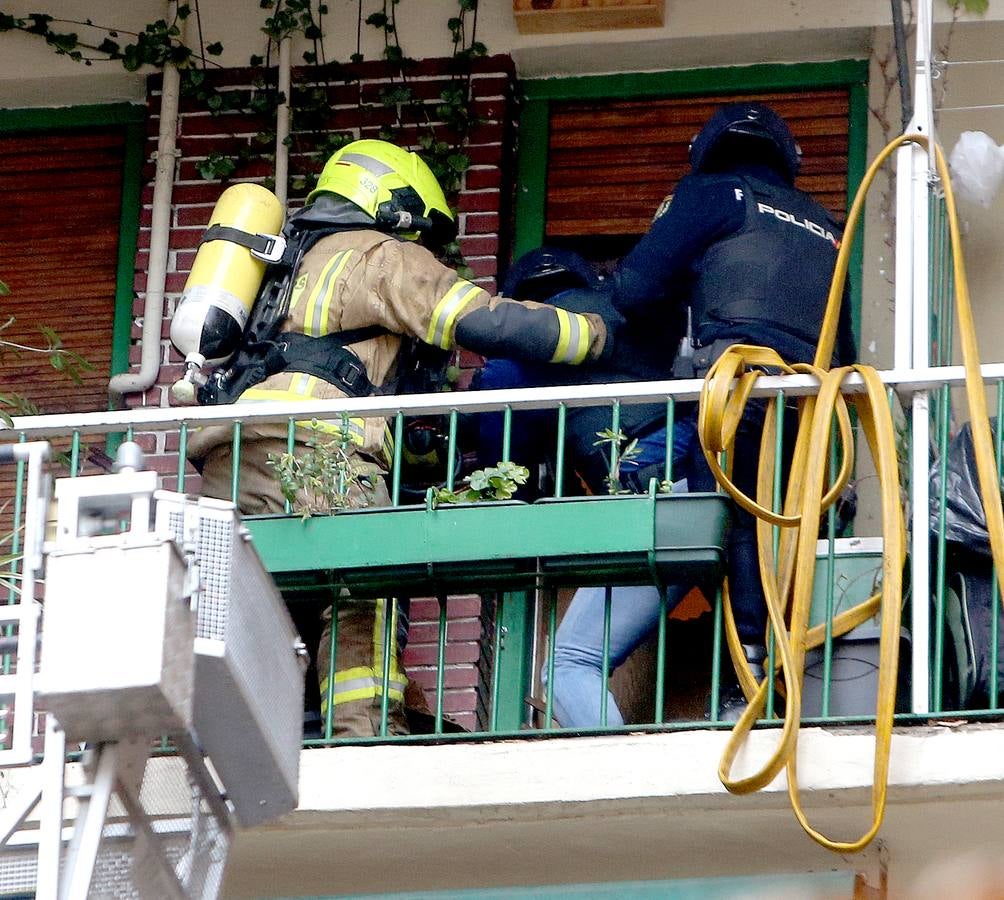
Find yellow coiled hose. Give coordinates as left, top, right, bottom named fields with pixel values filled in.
left=698, top=133, right=1004, bottom=853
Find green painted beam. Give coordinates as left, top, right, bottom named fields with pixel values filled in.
left=520, top=60, right=869, bottom=102
left=0, top=103, right=145, bottom=131
left=246, top=493, right=732, bottom=595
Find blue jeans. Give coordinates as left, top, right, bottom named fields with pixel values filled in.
left=544, top=421, right=692, bottom=728
left=545, top=403, right=795, bottom=727
left=546, top=583, right=688, bottom=727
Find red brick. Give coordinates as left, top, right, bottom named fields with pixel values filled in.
left=129, top=432, right=158, bottom=453
left=447, top=711, right=477, bottom=731
left=402, top=642, right=480, bottom=667
left=463, top=213, right=499, bottom=235
left=143, top=454, right=188, bottom=476
left=175, top=251, right=198, bottom=272
left=162, top=472, right=202, bottom=493
left=170, top=182, right=253, bottom=206
left=457, top=190, right=500, bottom=214
left=459, top=235, right=499, bottom=257
left=180, top=111, right=272, bottom=138
left=471, top=99, right=505, bottom=121
left=464, top=168, right=502, bottom=191
left=406, top=666, right=479, bottom=691
left=464, top=256, right=498, bottom=280
left=409, top=595, right=482, bottom=620
left=467, top=121, right=504, bottom=145
left=165, top=273, right=189, bottom=293
left=131, top=319, right=171, bottom=340
left=407, top=619, right=482, bottom=645
left=166, top=228, right=205, bottom=251
left=439, top=689, right=477, bottom=714
left=175, top=205, right=216, bottom=228
left=177, top=135, right=254, bottom=160
left=466, top=145, right=506, bottom=167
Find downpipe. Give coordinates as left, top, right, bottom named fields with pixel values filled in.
left=274, top=35, right=292, bottom=210
left=108, top=0, right=184, bottom=406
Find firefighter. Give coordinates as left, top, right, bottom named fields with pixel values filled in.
left=547, top=102, right=858, bottom=726
left=184, top=139, right=612, bottom=737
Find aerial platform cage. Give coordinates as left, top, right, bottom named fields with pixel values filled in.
left=0, top=442, right=306, bottom=900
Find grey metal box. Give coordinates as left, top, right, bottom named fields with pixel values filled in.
left=803, top=538, right=910, bottom=717
left=155, top=493, right=305, bottom=828
left=38, top=539, right=195, bottom=743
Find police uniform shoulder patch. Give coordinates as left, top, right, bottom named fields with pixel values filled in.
left=652, top=193, right=674, bottom=223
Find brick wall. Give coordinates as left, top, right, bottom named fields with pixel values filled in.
left=123, top=54, right=518, bottom=731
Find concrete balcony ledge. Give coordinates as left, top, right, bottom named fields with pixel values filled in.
left=223, top=723, right=1004, bottom=897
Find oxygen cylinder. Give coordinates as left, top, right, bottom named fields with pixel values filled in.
left=170, top=183, right=283, bottom=404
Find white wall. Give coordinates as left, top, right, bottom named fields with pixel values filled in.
left=3, top=1, right=1000, bottom=105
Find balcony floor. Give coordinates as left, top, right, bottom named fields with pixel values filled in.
left=220, top=722, right=1004, bottom=898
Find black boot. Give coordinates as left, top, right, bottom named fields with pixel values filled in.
left=717, top=643, right=767, bottom=722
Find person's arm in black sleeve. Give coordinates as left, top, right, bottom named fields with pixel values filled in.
left=613, top=174, right=747, bottom=318
left=454, top=294, right=610, bottom=365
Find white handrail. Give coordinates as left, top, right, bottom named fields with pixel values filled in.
left=8, top=363, right=1004, bottom=439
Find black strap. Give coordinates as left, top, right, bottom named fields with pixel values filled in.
left=201, top=224, right=278, bottom=257
left=199, top=326, right=389, bottom=405
left=278, top=329, right=386, bottom=397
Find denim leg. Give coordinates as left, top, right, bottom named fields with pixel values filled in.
left=546, top=584, right=685, bottom=727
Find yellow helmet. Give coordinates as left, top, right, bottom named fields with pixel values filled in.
left=306, top=139, right=457, bottom=244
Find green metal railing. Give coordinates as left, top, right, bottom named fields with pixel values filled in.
left=3, top=366, right=1004, bottom=746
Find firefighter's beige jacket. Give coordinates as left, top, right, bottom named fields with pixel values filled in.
left=187, top=229, right=607, bottom=512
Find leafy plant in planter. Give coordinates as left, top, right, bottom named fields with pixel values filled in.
left=432, top=461, right=529, bottom=505
left=593, top=427, right=642, bottom=495
left=266, top=423, right=377, bottom=518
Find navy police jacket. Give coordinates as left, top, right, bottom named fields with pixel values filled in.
left=615, top=163, right=857, bottom=368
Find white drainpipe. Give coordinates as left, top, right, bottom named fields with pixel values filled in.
left=108, top=1, right=183, bottom=404
left=274, top=35, right=292, bottom=209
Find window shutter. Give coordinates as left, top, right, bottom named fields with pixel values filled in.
left=545, top=89, right=851, bottom=241
left=0, top=128, right=126, bottom=415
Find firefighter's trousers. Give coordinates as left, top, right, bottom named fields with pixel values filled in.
left=316, top=597, right=410, bottom=737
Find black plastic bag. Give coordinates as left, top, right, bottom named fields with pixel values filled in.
left=929, top=419, right=1004, bottom=555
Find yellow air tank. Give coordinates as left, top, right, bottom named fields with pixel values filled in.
left=169, top=183, right=284, bottom=403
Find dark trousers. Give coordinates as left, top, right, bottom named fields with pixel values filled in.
left=679, top=400, right=798, bottom=645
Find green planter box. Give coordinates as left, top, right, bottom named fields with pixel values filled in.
left=245, top=492, right=733, bottom=596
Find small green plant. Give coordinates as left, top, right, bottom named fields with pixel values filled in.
left=0, top=280, right=94, bottom=425
left=593, top=428, right=641, bottom=495
left=267, top=425, right=374, bottom=518
left=433, top=461, right=529, bottom=505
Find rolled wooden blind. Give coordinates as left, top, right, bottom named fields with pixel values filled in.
left=0, top=128, right=125, bottom=415
left=546, top=89, right=850, bottom=239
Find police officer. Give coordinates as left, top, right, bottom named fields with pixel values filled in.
left=186, top=140, right=613, bottom=737
left=613, top=100, right=858, bottom=717
left=545, top=103, right=857, bottom=727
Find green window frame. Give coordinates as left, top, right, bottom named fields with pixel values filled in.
left=513, top=59, right=870, bottom=347
left=0, top=102, right=147, bottom=392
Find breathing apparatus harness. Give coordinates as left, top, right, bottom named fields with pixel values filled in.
left=197, top=203, right=448, bottom=407
left=700, top=134, right=1004, bottom=853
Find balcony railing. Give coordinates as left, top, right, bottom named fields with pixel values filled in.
left=3, top=363, right=1004, bottom=750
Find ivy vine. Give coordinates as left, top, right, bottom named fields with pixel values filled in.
left=0, top=1, right=486, bottom=270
